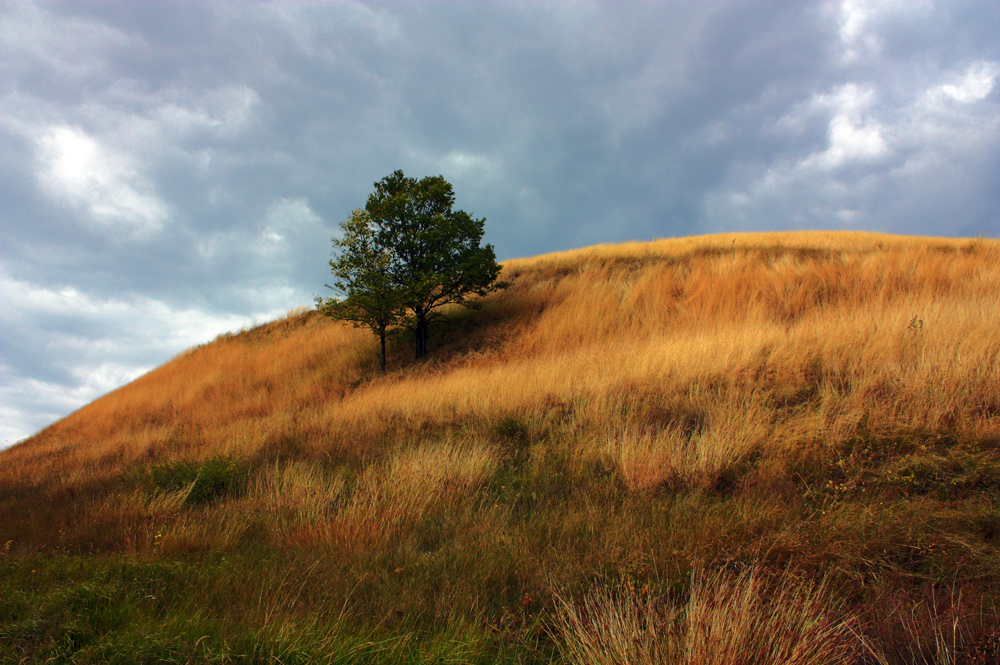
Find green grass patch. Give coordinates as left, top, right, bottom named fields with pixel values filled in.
left=147, top=456, right=249, bottom=506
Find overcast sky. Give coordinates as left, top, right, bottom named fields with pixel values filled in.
left=2, top=0, right=998, bottom=446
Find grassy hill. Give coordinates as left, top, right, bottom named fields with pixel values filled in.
left=2, top=231, right=1000, bottom=663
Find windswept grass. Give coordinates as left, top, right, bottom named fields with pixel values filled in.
left=555, top=567, right=860, bottom=665
left=2, top=230, right=999, bottom=662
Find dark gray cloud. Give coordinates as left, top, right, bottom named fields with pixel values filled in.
left=2, top=0, right=998, bottom=445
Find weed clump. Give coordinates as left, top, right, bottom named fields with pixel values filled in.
left=148, top=457, right=248, bottom=506
left=494, top=415, right=532, bottom=467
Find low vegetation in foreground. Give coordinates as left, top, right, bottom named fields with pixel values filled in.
left=2, top=231, right=1000, bottom=664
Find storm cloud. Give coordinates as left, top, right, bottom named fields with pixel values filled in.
left=2, top=0, right=998, bottom=445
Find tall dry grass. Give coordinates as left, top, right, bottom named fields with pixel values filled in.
left=554, top=567, right=861, bottom=665
left=3, top=231, right=997, bottom=493
left=2, top=230, right=999, bottom=662
left=117, top=439, right=497, bottom=554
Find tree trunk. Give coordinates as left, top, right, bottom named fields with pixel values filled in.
left=415, top=311, right=428, bottom=359
left=379, top=333, right=386, bottom=372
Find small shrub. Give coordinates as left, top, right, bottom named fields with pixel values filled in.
left=494, top=415, right=529, bottom=444
left=494, top=415, right=531, bottom=466
left=149, top=457, right=248, bottom=506
left=149, top=459, right=200, bottom=491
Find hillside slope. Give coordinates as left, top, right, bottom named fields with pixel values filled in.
left=3, top=231, right=1000, bottom=663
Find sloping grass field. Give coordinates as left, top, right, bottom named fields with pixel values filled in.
left=2, top=231, right=1000, bottom=663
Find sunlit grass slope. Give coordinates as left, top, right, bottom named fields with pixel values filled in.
left=3, top=230, right=1000, bottom=663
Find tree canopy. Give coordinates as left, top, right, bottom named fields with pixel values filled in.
left=319, top=170, right=506, bottom=368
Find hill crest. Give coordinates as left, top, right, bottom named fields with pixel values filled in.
left=5, top=230, right=997, bottom=483
left=4, top=230, right=1000, bottom=662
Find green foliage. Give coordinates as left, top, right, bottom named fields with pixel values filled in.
left=149, top=457, right=248, bottom=506
left=322, top=170, right=507, bottom=364
left=493, top=415, right=532, bottom=467
left=494, top=415, right=530, bottom=443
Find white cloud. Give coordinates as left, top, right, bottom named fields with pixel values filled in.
left=0, top=270, right=269, bottom=446
left=35, top=125, right=169, bottom=236
left=772, top=83, right=891, bottom=173
left=705, top=61, right=999, bottom=232
left=837, top=0, right=880, bottom=61
left=903, top=61, right=1000, bottom=154
left=801, top=84, right=890, bottom=170
left=0, top=364, right=113, bottom=447
left=937, top=61, right=999, bottom=104
left=833, top=0, right=932, bottom=63
left=808, top=112, right=889, bottom=170
left=0, top=270, right=255, bottom=352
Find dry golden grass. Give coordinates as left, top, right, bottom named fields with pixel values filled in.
left=303, top=438, right=497, bottom=551
left=4, top=230, right=997, bottom=493
left=3, top=230, right=1000, bottom=663
left=555, top=567, right=860, bottom=665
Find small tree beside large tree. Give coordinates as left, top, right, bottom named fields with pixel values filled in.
left=317, top=208, right=406, bottom=372
left=318, top=170, right=506, bottom=368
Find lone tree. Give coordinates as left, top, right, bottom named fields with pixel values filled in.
left=319, top=170, right=506, bottom=367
